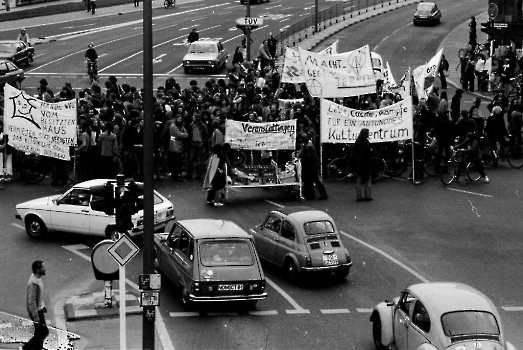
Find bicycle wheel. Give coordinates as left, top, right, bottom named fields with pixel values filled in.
left=478, top=80, right=494, bottom=96
left=506, top=144, right=523, bottom=169
left=231, top=150, right=245, bottom=166
left=440, top=162, right=456, bottom=185
left=19, top=155, right=47, bottom=184
left=163, top=0, right=170, bottom=8
left=327, top=157, right=348, bottom=181
left=466, top=162, right=481, bottom=182
left=385, top=155, right=408, bottom=177
left=370, top=157, right=386, bottom=182
left=424, top=151, right=441, bottom=177
left=480, top=141, right=495, bottom=166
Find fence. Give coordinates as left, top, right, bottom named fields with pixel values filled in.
left=275, top=0, right=414, bottom=56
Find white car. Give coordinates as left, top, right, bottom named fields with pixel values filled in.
left=15, top=179, right=175, bottom=240
left=182, top=40, right=228, bottom=74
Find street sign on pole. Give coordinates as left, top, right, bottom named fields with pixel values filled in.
left=236, top=17, right=264, bottom=26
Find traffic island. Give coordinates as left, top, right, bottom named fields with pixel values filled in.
left=64, top=290, right=142, bottom=321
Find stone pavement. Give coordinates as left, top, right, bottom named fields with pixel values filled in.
left=0, top=1, right=490, bottom=349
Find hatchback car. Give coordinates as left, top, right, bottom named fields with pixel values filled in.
left=154, top=219, right=267, bottom=308
left=249, top=206, right=352, bottom=280
left=413, top=2, right=441, bottom=25
left=15, top=179, right=175, bottom=240
left=0, top=60, right=24, bottom=89
left=0, top=40, right=34, bottom=67
left=371, top=282, right=517, bottom=350
left=182, top=40, right=228, bottom=74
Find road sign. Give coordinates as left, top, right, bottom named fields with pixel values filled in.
left=140, top=291, right=160, bottom=307
left=108, top=234, right=140, bottom=266
left=139, top=274, right=161, bottom=290
left=236, top=17, right=264, bottom=26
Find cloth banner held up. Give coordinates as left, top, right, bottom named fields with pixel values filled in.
left=281, top=41, right=338, bottom=84
left=3, top=84, right=77, bottom=161
left=320, top=96, right=414, bottom=144
left=298, top=45, right=376, bottom=97
left=225, top=119, right=296, bottom=150
left=413, top=48, right=443, bottom=99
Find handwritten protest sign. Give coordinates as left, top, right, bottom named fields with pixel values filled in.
left=225, top=119, right=296, bottom=150
left=3, top=85, right=77, bottom=161
left=298, top=45, right=376, bottom=98
left=320, top=96, right=413, bottom=144
left=281, top=42, right=338, bottom=84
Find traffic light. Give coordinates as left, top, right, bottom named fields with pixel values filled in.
left=116, top=189, right=134, bottom=232
left=90, top=182, right=115, bottom=215
left=481, top=21, right=492, bottom=36
left=127, top=181, right=144, bottom=214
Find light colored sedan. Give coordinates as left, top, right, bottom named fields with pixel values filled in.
left=0, top=60, right=24, bottom=89
left=249, top=206, right=352, bottom=280
left=15, top=179, right=175, bottom=240
left=182, top=40, right=228, bottom=74
left=371, top=282, right=517, bottom=350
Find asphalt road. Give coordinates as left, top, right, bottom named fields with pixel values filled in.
left=1, top=0, right=523, bottom=348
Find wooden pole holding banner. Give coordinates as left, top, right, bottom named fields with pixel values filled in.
left=408, top=67, right=415, bottom=183
left=119, top=264, right=126, bottom=350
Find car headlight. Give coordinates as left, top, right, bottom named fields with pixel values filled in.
left=208, top=60, right=213, bottom=65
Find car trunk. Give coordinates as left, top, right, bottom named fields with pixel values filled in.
left=305, top=234, right=347, bottom=266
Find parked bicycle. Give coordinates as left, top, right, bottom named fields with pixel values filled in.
left=326, top=143, right=385, bottom=182
left=491, top=134, right=523, bottom=169
left=440, top=147, right=483, bottom=185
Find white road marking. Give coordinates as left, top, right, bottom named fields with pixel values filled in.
left=286, top=309, right=310, bottom=314
left=320, top=309, right=350, bottom=314
left=11, top=223, right=24, bottom=230
left=265, top=200, right=284, bottom=208
left=356, top=308, right=373, bottom=313
left=266, top=277, right=308, bottom=312
left=169, top=312, right=200, bottom=317
left=447, top=188, right=494, bottom=197
left=502, top=306, right=523, bottom=311
left=62, top=245, right=175, bottom=350
left=250, top=310, right=278, bottom=316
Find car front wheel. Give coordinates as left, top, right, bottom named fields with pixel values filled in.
left=25, top=216, right=47, bottom=239
left=105, top=225, right=123, bottom=241
left=372, top=316, right=387, bottom=350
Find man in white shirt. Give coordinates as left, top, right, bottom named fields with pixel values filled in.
left=22, top=260, right=49, bottom=350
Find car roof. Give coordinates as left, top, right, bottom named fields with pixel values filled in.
left=190, top=40, right=220, bottom=45
left=417, top=2, right=435, bottom=8
left=273, top=206, right=334, bottom=222
left=178, top=219, right=251, bottom=240
left=409, top=282, right=497, bottom=316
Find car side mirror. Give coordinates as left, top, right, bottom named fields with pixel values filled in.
left=258, top=224, right=263, bottom=230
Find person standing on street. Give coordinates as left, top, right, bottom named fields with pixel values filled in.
left=256, top=40, right=272, bottom=71
left=267, top=33, right=277, bottom=59
left=469, top=16, right=477, bottom=52
left=298, top=133, right=328, bottom=200
left=438, top=54, right=449, bottom=89
left=353, top=128, right=373, bottom=201
left=134, top=0, right=139, bottom=7
left=22, top=260, right=49, bottom=350
left=187, top=28, right=199, bottom=44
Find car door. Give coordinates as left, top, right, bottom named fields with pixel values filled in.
left=217, top=42, right=226, bottom=65
left=160, top=225, right=182, bottom=281
left=256, top=214, right=281, bottom=264
left=407, top=300, right=431, bottom=350
left=50, top=189, right=91, bottom=234
left=393, top=291, right=415, bottom=349
left=172, top=230, right=194, bottom=290
left=13, top=42, right=24, bottom=66
left=275, top=220, right=298, bottom=267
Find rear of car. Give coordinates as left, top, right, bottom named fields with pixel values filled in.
left=413, top=2, right=441, bottom=25
left=190, top=238, right=267, bottom=303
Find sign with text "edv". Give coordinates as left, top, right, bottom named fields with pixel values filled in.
left=236, top=17, right=264, bottom=26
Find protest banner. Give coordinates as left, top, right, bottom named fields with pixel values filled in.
left=413, top=48, right=443, bottom=99
left=281, top=41, right=338, bottom=84
left=298, top=45, right=376, bottom=98
left=225, top=119, right=296, bottom=150
left=3, top=85, right=77, bottom=161
left=320, top=96, right=413, bottom=144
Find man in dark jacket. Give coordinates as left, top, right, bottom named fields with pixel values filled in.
left=450, top=88, right=463, bottom=123
left=485, top=105, right=509, bottom=162
left=187, top=28, right=199, bottom=43
left=298, top=133, right=327, bottom=200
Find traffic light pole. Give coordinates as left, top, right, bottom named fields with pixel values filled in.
left=246, top=0, right=251, bottom=61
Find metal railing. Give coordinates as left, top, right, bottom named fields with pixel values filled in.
left=274, top=0, right=413, bottom=56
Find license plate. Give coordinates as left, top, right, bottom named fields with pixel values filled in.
left=218, top=284, right=244, bottom=291
left=323, top=254, right=339, bottom=266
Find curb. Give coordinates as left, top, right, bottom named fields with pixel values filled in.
left=64, top=290, right=142, bottom=321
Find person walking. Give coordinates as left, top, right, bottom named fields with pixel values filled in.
left=297, top=133, right=328, bottom=200
left=256, top=40, right=272, bottom=71
left=438, top=54, right=449, bottom=89
left=168, top=114, right=188, bottom=181
left=187, top=28, right=199, bottom=43
left=22, top=260, right=49, bottom=350
left=450, top=88, right=463, bottom=123
left=0, top=116, right=14, bottom=184
left=469, top=16, right=477, bottom=52
left=134, top=0, right=139, bottom=7
left=353, top=128, right=373, bottom=201
left=98, top=121, right=119, bottom=179
left=203, top=144, right=228, bottom=206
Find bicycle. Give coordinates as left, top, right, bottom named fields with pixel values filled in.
left=163, top=0, right=174, bottom=8
left=458, top=43, right=485, bottom=61
left=491, top=135, right=523, bottom=169
left=440, top=147, right=483, bottom=185
left=478, top=73, right=502, bottom=96
left=87, top=59, right=97, bottom=84
left=326, top=144, right=385, bottom=182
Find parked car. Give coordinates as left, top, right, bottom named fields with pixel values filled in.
left=240, top=0, right=269, bottom=4
left=371, top=282, right=517, bottom=350
left=15, top=179, right=175, bottom=240
left=182, top=40, right=228, bottom=74
left=0, top=40, right=34, bottom=67
left=0, top=60, right=24, bottom=89
left=154, top=219, right=267, bottom=308
left=249, top=206, right=352, bottom=280
left=413, top=2, right=441, bottom=25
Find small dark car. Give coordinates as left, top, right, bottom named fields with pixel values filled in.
left=0, top=60, right=24, bottom=89
left=413, top=2, right=441, bottom=26
left=240, top=0, right=269, bottom=4
left=249, top=206, right=352, bottom=280
left=0, top=40, right=35, bottom=67
left=154, top=219, right=267, bottom=308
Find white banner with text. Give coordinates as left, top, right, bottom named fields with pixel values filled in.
left=225, top=119, right=296, bottom=150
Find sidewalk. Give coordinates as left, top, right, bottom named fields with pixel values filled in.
left=0, top=3, right=491, bottom=350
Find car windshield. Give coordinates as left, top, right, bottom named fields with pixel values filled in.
left=303, top=220, right=335, bottom=235
left=0, top=43, right=15, bottom=53
left=441, top=311, right=500, bottom=336
left=189, top=43, right=217, bottom=54
left=200, top=240, right=254, bottom=267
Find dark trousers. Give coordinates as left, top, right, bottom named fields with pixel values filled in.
left=302, top=168, right=327, bottom=200
left=187, top=143, right=204, bottom=178
left=99, top=156, right=116, bottom=179
left=169, top=151, right=183, bottom=179
left=356, top=174, right=371, bottom=200
left=24, top=310, right=48, bottom=350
